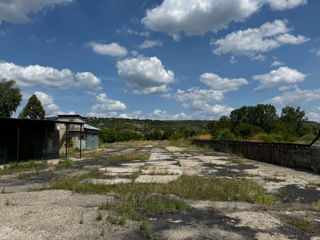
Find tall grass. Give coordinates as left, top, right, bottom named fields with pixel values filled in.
left=50, top=174, right=273, bottom=205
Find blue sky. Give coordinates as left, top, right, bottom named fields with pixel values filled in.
left=0, top=0, right=320, bottom=121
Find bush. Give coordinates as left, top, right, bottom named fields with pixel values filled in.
left=234, top=123, right=263, bottom=139
left=214, top=128, right=236, bottom=141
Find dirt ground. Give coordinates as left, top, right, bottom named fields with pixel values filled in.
left=1, top=141, right=320, bottom=240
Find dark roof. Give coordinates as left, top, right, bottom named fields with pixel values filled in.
left=57, top=114, right=83, bottom=119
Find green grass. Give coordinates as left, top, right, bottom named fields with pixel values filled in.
left=57, top=159, right=74, bottom=168
left=79, top=213, right=84, bottom=224
left=96, top=211, right=102, bottom=221
left=100, top=229, right=105, bottom=236
left=313, top=200, right=320, bottom=212
left=263, top=177, right=285, bottom=183
left=3, top=160, right=46, bottom=171
left=109, top=152, right=150, bottom=162
left=290, top=219, right=319, bottom=234
left=49, top=174, right=273, bottom=205
left=140, top=219, right=155, bottom=239
left=18, top=169, right=41, bottom=179
left=1, top=188, right=5, bottom=193
left=99, top=193, right=187, bottom=221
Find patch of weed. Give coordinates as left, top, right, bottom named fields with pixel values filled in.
left=290, top=219, right=319, bottom=234
left=57, top=159, right=74, bottom=168
left=96, top=212, right=102, bottom=221
left=306, top=182, right=320, bottom=189
left=79, top=213, right=84, bottom=224
left=18, top=169, right=41, bottom=179
left=110, top=152, right=150, bottom=162
left=140, top=219, right=155, bottom=239
left=4, top=160, right=46, bottom=170
left=50, top=174, right=273, bottom=205
left=100, top=193, right=187, bottom=221
left=312, top=200, right=320, bottom=212
left=100, top=229, right=105, bottom=236
left=1, top=188, right=5, bottom=193
left=5, top=199, right=9, bottom=205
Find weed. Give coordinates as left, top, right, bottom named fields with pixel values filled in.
left=18, top=169, right=41, bottom=179
left=79, top=213, right=84, bottom=224
left=110, top=152, right=150, bottom=162
left=312, top=200, right=320, bottom=212
left=106, top=215, right=120, bottom=225
left=290, top=219, right=319, bottom=233
left=4, top=160, right=46, bottom=170
left=100, top=193, right=187, bottom=221
left=100, top=229, right=105, bottom=236
left=57, top=159, right=74, bottom=168
left=119, top=216, right=126, bottom=226
left=263, top=177, right=285, bottom=183
left=177, top=160, right=182, bottom=167
left=1, top=188, right=5, bottom=193
left=279, top=187, right=287, bottom=198
left=96, top=212, right=102, bottom=221
left=50, top=174, right=273, bottom=205
left=140, top=219, right=154, bottom=239
left=5, top=199, right=9, bottom=205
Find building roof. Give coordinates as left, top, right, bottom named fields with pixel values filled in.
left=84, top=124, right=100, bottom=131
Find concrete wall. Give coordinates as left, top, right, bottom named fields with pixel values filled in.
left=193, top=140, right=320, bottom=173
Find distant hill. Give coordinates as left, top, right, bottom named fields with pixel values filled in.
left=304, top=120, right=320, bottom=129
left=85, top=117, right=210, bottom=134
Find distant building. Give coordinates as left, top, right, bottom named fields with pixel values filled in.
left=57, top=115, right=99, bottom=154
left=0, top=115, right=99, bottom=163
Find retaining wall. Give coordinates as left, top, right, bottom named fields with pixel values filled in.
left=193, top=140, right=320, bottom=173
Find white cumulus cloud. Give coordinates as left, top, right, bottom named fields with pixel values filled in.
left=33, top=91, right=60, bottom=117
left=271, top=60, right=285, bottom=67
left=87, top=42, right=127, bottom=57
left=0, top=0, right=73, bottom=24
left=308, top=112, right=320, bottom=122
left=267, top=88, right=320, bottom=106
left=91, top=93, right=127, bottom=112
left=0, top=60, right=74, bottom=89
left=253, top=66, right=306, bottom=91
left=212, top=20, right=309, bottom=58
left=149, top=109, right=189, bottom=120
left=119, top=111, right=142, bottom=119
left=75, top=72, right=102, bottom=91
left=141, top=0, right=307, bottom=38
left=139, top=40, right=163, bottom=49
left=200, top=73, right=248, bottom=92
left=116, top=56, right=175, bottom=94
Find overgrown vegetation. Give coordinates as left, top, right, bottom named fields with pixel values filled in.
left=290, top=219, right=320, bottom=234
left=109, top=152, right=150, bottom=162
left=313, top=200, right=320, bottom=212
left=49, top=173, right=273, bottom=205
left=18, top=169, right=41, bottom=179
left=208, top=104, right=318, bottom=144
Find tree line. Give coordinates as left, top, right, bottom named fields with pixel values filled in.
left=208, top=104, right=317, bottom=143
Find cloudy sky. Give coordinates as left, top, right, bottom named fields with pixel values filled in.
left=0, top=0, right=319, bottom=121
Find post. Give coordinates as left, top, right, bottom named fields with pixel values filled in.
left=79, top=124, right=82, bottom=159
left=16, top=126, right=20, bottom=162
left=65, top=124, right=69, bottom=160
left=45, top=127, right=48, bottom=161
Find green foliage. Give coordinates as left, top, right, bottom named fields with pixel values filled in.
left=280, top=106, right=307, bottom=136
left=214, top=128, right=236, bottom=141
left=233, top=123, right=263, bottom=139
left=230, top=104, right=278, bottom=132
left=0, top=79, right=22, bottom=117
left=19, top=94, right=45, bottom=119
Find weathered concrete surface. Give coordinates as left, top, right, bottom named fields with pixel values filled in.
left=1, top=142, right=320, bottom=239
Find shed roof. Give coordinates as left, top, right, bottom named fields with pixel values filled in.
left=84, top=124, right=100, bottom=131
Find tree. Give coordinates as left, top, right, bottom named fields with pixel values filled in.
left=0, top=79, right=22, bottom=117
left=19, top=94, right=45, bottom=119
left=230, top=104, right=278, bottom=132
left=280, top=106, right=307, bottom=135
